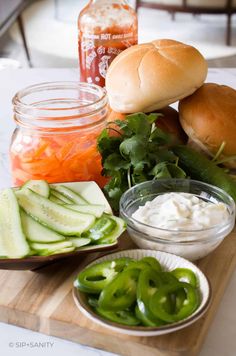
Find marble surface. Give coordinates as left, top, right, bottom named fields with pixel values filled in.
left=0, top=68, right=236, bottom=356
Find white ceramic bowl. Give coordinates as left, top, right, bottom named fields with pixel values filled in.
left=73, top=249, right=211, bottom=337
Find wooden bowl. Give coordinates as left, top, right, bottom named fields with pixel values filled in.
left=0, top=242, right=119, bottom=271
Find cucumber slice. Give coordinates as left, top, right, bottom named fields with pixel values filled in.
left=20, top=210, right=65, bottom=243
left=30, top=240, right=73, bottom=252
left=97, top=216, right=126, bottom=245
left=49, top=247, right=75, bottom=255
left=16, top=189, right=95, bottom=236
left=83, top=215, right=117, bottom=241
left=69, top=237, right=91, bottom=248
left=31, top=241, right=73, bottom=251
left=66, top=204, right=105, bottom=218
left=52, top=185, right=88, bottom=205
left=0, top=188, right=29, bottom=258
left=49, top=194, right=65, bottom=205
left=22, top=180, right=50, bottom=198
left=50, top=189, right=73, bottom=204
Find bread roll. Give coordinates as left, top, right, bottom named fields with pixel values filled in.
left=179, top=83, right=236, bottom=166
left=106, top=39, right=207, bottom=113
left=155, top=106, right=187, bottom=144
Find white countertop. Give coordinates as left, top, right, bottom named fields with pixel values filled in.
left=0, top=68, right=236, bottom=356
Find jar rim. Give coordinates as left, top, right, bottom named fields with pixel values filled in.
left=12, top=81, right=109, bottom=131
left=12, top=81, right=107, bottom=111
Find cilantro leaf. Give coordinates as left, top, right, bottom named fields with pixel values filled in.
left=97, top=129, right=121, bottom=161
left=149, top=162, right=186, bottom=179
left=103, top=153, right=130, bottom=173
left=150, top=127, right=171, bottom=145
left=149, top=162, right=172, bottom=179
left=120, top=135, right=146, bottom=165
left=125, top=113, right=151, bottom=137
left=166, top=163, right=186, bottom=178
left=113, top=120, right=132, bottom=137
left=103, top=171, right=128, bottom=211
left=148, top=113, right=163, bottom=123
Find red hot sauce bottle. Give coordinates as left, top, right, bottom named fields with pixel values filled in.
left=78, top=0, right=138, bottom=87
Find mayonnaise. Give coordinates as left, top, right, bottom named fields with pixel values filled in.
left=132, top=192, right=229, bottom=231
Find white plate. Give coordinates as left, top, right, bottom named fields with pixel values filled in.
left=73, top=249, right=211, bottom=337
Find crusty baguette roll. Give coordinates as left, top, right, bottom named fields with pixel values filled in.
left=106, top=39, right=208, bottom=113
left=179, top=83, right=236, bottom=167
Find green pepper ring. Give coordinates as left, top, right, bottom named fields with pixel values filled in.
left=75, top=257, right=133, bottom=294
left=149, top=281, right=200, bottom=323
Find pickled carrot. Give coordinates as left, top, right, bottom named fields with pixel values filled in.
left=10, top=129, right=107, bottom=187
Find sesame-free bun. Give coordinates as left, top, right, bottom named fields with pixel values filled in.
left=106, top=39, right=208, bottom=113
left=156, top=106, right=187, bottom=144
left=179, top=83, right=236, bottom=166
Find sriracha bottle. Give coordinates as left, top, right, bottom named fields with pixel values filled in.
left=78, top=0, right=138, bottom=87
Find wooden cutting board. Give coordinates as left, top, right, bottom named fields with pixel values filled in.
left=1, top=229, right=236, bottom=356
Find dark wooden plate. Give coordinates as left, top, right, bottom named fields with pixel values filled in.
left=0, top=242, right=119, bottom=271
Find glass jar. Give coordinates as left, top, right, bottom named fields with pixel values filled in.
left=78, top=0, right=138, bottom=87
left=10, top=82, right=109, bottom=187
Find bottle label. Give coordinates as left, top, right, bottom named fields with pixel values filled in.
left=82, top=32, right=135, bottom=41
left=79, top=31, right=137, bottom=86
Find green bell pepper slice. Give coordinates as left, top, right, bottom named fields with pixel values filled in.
left=125, top=260, right=151, bottom=271
left=137, top=268, right=171, bottom=324
left=150, top=281, right=200, bottom=323
left=87, top=295, right=99, bottom=308
left=171, top=268, right=198, bottom=288
left=75, top=257, right=133, bottom=294
left=159, top=271, right=183, bottom=314
left=125, top=257, right=162, bottom=272
left=160, top=272, right=179, bottom=284
left=98, top=268, right=140, bottom=311
left=140, top=257, right=162, bottom=272
left=175, top=288, right=187, bottom=312
left=83, top=215, right=117, bottom=241
left=95, top=307, right=141, bottom=326
left=135, top=305, right=158, bottom=327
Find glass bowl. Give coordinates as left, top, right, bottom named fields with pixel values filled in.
left=120, top=179, right=235, bottom=261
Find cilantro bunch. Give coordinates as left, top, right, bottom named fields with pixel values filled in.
left=97, top=112, right=186, bottom=211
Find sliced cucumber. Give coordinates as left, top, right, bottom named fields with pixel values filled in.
left=52, top=185, right=88, bottom=205
left=16, top=188, right=95, bottom=236
left=50, top=247, right=75, bottom=255
left=20, top=210, right=65, bottom=243
left=82, top=215, right=117, bottom=241
left=22, top=180, right=50, bottom=198
left=30, top=240, right=73, bottom=252
left=0, top=188, right=29, bottom=258
left=97, top=216, right=126, bottom=245
left=66, top=204, right=105, bottom=218
left=69, top=237, right=91, bottom=248
left=30, top=240, right=75, bottom=256
left=49, top=194, right=65, bottom=205
left=50, top=189, right=73, bottom=204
